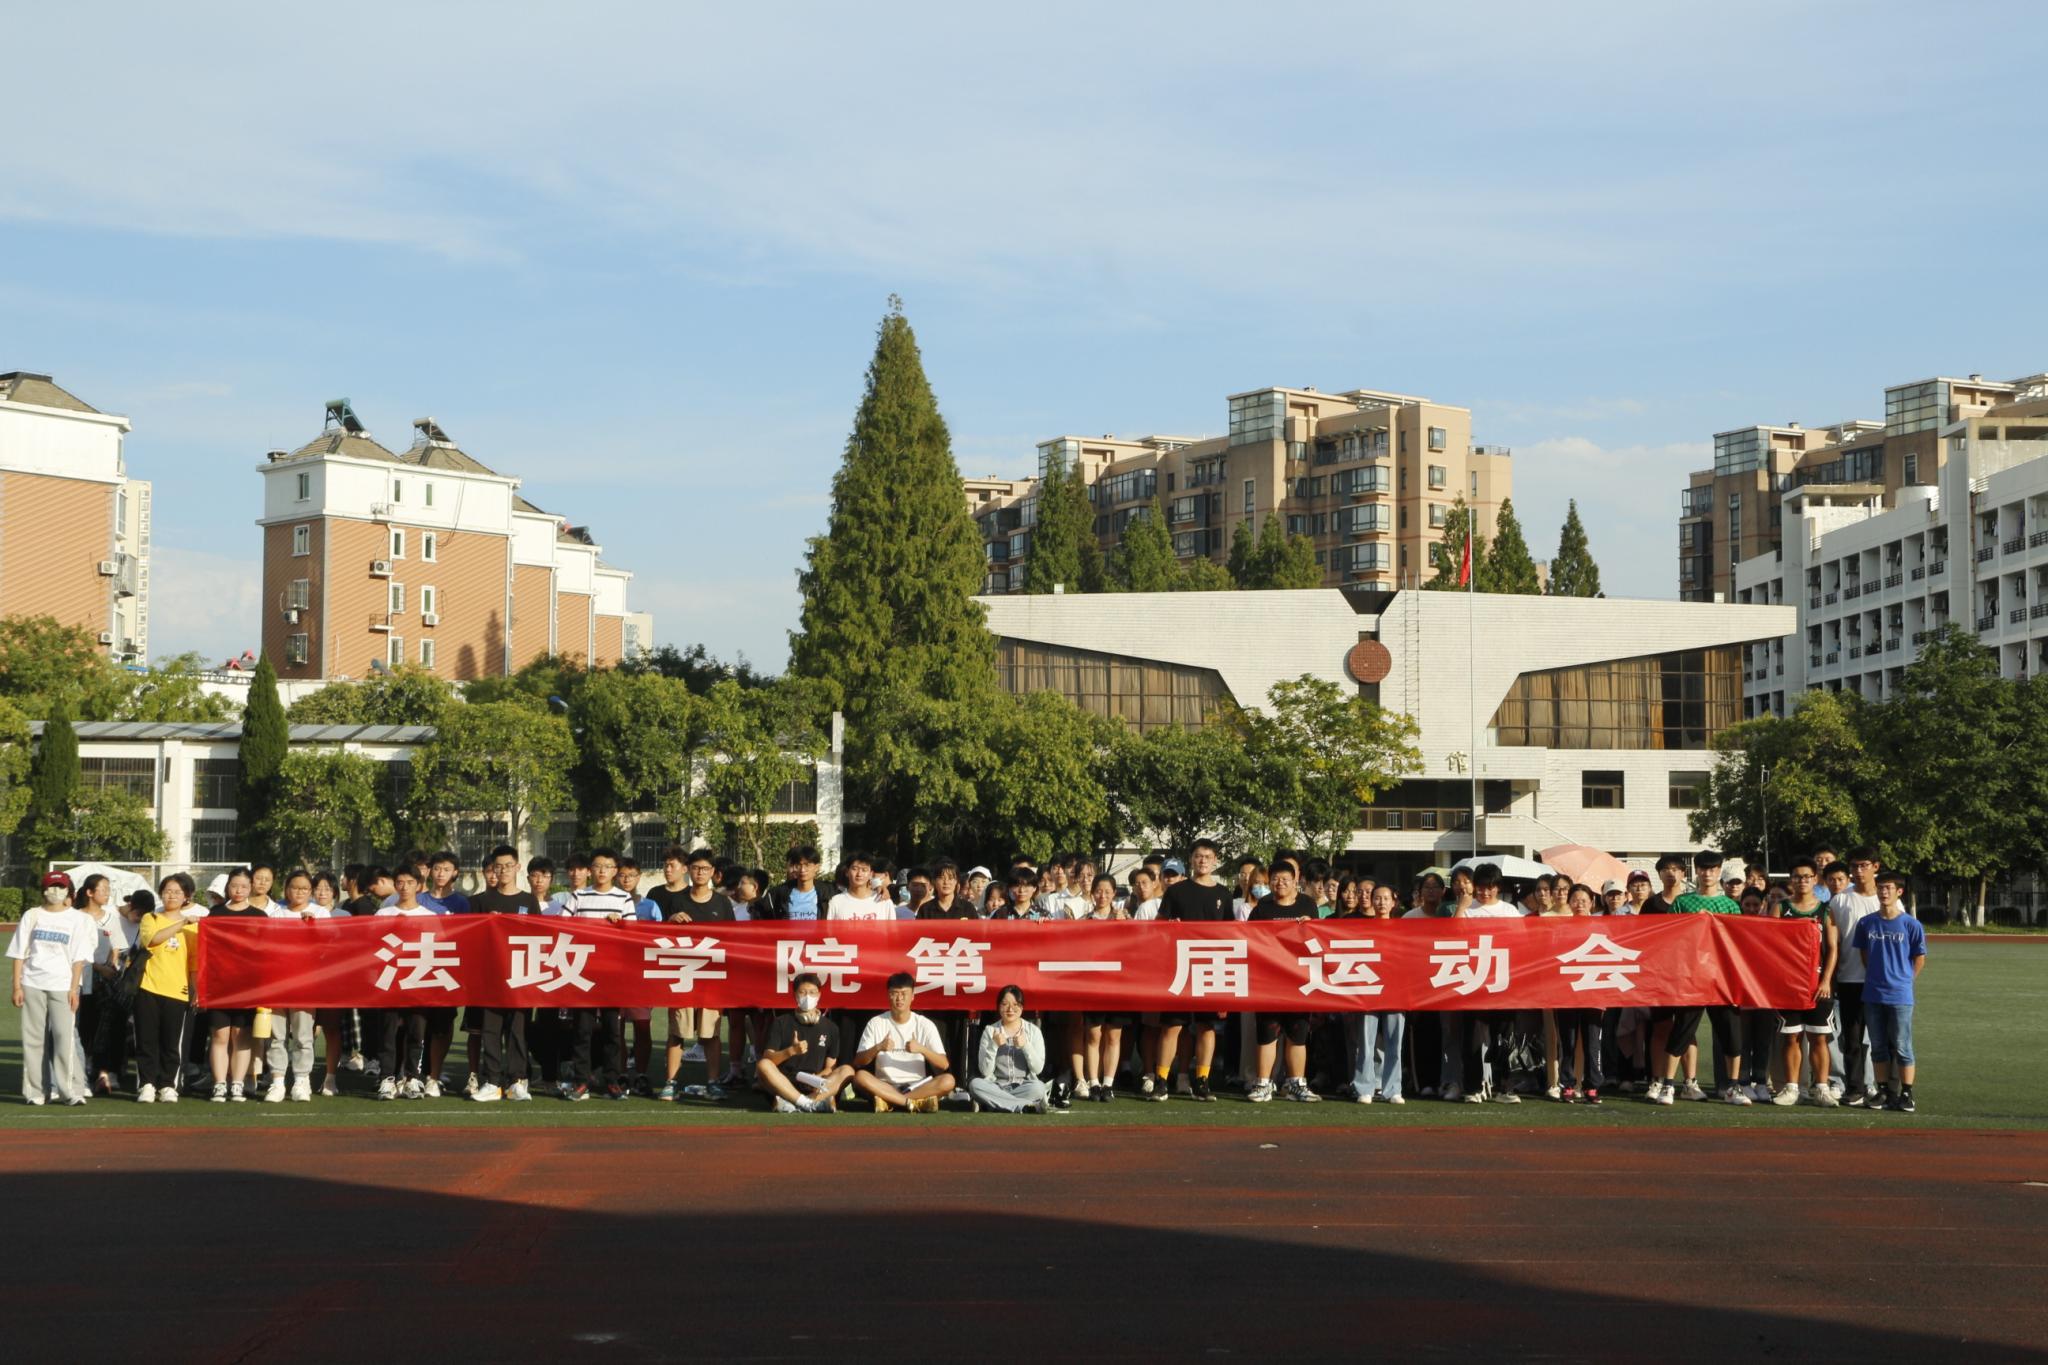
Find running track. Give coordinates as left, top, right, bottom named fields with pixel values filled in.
left=5, top=1126, right=2044, bottom=1362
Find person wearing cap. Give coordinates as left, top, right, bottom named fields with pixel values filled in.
left=1600, top=879, right=1629, bottom=914
left=8, top=872, right=94, bottom=1105
left=963, top=866, right=992, bottom=911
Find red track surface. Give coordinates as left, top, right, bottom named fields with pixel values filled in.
left=6, top=1126, right=2044, bottom=1362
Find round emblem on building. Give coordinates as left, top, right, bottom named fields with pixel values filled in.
left=1346, top=639, right=1392, bottom=684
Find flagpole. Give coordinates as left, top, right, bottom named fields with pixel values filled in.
left=1465, top=528, right=1478, bottom=857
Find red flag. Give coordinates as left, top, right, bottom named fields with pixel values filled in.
left=1458, top=533, right=1472, bottom=587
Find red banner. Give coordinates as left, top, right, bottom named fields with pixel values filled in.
left=194, top=915, right=1818, bottom=1012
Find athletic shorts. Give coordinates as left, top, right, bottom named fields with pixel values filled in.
left=203, top=1008, right=255, bottom=1032
left=1156, top=1012, right=1224, bottom=1030
left=1779, top=999, right=1834, bottom=1034
left=1256, top=1013, right=1312, bottom=1045
left=1082, top=1012, right=1132, bottom=1028
left=621, top=1007, right=653, bottom=1024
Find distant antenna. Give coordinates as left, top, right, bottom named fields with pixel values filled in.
left=413, top=416, right=451, bottom=445
left=324, top=399, right=365, bottom=436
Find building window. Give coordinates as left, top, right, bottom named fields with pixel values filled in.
left=1904, top=454, right=1920, bottom=485
left=771, top=766, right=820, bottom=814
left=1243, top=479, right=1256, bottom=521
left=388, top=635, right=404, bottom=667
left=292, top=524, right=310, bottom=557
left=1491, top=646, right=1743, bottom=750
left=1669, top=769, right=1708, bottom=809
left=192, top=758, right=239, bottom=808
left=421, top=585, right=437, bottom=617
left=295, top=472, right=310, bottom=501
left=286, top=633, right=309, bottom=665
left=81, top=756, right=155, bottom=800
left=420, top=638, right=436, bottom=668
left=995, top=637, right=1229, bottom=732
left=190, top=817, right=238, bottom=862
left=391, top=528, right=405, bottom=558
left=1428, top=503, right=1448, bottom=528
left=392, top=478, right=403, bottom=502
left=285, top=579, right=311, bottom=610
left=422, top=532, right=437, bottom=561
left=1471, top=472, right=1479, bottom=495
left=1582, top=770, right=1626, bottom=809
left=1428, top=427, right=1447, bottom=452
left=389, top=582, right=405, bottom=613
left=424, top=482, right=434, bottom=507
left=1428, top=465, right=1448, bottom=490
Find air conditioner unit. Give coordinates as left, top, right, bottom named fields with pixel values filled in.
left=284, top=608, right=301, bottom=624
left=96, top=631, right=114, bottom=645
left=421, top=612, right=439, bottom=627
left=370, top=559, right=393, bottom=577
left=96, top=559, right=118, bottom=576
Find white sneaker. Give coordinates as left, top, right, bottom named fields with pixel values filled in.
left=1679, top=1080, right=1708, bottom=1102
left=1384, top=1093, right=1406, bottom=1105
left=463, top=1073, right=479, bottom=1097
left=1827, top=1080, right=1845, bottom=1100
left=345, top=1051, right=365, bottom=1073
left=508, top=1080, right=533, bottom=1102
left=1544, top=1084, right=1563, bottom=1102
left=402, top=1078, right=424, bottom=1100
left=210, top=1083, right=228, bottom=1103
left=289, top=1079, right=312, bottom=1102
left=1355, top=1090, right=1375, bottom=1105
left=682, top=1044, right=705, bottom=1063
left=1652, top=1083, right=1676, bottom=1106
left=795, top=1096, right=822, bottom=1113
left=1722, top=1085, right=1752, bottom=1106
left=319, top=1079, right=337, bottom=1097
left=1442, top=1085, right=1465, bottom=1103
left=1811, top=1087, right=1840, bottom=1107
left=423, top=1078, right=442, bottom=1099
left=472, top=1084, right=503, bottom=1103
left=136, top=1084, right=157, bottom=1104
left=1462, top=1088, right=1485, bottom=1104
left=1771, top=1083, right=1799, bottom=1106
left=376, top=1078, right=398, bottom=1100
left=1247, top=1079, right=1275, bottom=1103
left=160, top=1087, right=180, bottom=1104
left=1072, top=1080, right=1093, bottom=1102
left=1490, top=1088, right=1521, bottom=1104
left=263, top=1080, right=286, bottom=1103
left=1173, top=1075, right=1194, bottom=1097
left=771, top=1096, right=797, bottom=1113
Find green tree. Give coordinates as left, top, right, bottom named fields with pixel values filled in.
left=1424, top=496, right=1485, bottom=590
left=409, top=702, right=575, bottom=853
left=701, top=677, right=828, bottom=868
left=266, top=749, right=395, bottom=870
left=569, top=669, right=709, bottom=844
left=1225, top=520, right=1257, bottom=587
left=854, top=684, right=994, bottom=858
left=0, top=615, right=133, bottom=719
left=124, top=654, right=238, bottom=723
left=1176, top=556, right=1234, bottom=592
left=1688, top=690, right=1872, bottom=863
left=1547, top=499, right=1604, bottom=598
left=1111, top=498, right=1179, bottom=592
left=22, top=703, right=79, bottom=876
left=1254, top=511, right=1322, bottom=589
left=1246, top=677, right=1422, bottom=860
left=1112, top=716, right=1259, bottom=854
left=973, top=691, right=1125, bottom=863
left=237, top=656, right=288, bottom=861
left=0, top=697, right=30, bottom=840
left=1024, top=457, right=1095, bottom=595
left=67, top=787, right=166, bottom=864
left=787, top=300, right=996, bottom=854
left=620, top=643, right=766, bottom=693
left=1483, top=498, right=1542, bottom=595
left=287, top=665, right=455, bottom=727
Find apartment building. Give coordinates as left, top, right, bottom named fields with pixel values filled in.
left=258, top=402, right=646, bottom=682
left=0, top=372, right=151, bottom=661
left=1731, top=375, right=2048, bottom=715
left=1680, top=373, right=2019, bottom=602
left=975, top=385, right=1510, bottom=594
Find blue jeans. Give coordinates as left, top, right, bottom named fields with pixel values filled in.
left=1864, top=1001, right=1914, bottom=1067
left=1346, top=1012, right=1405, bottom=1099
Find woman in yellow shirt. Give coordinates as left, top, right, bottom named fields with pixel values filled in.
left=135, top=872, right=202, bottom=1104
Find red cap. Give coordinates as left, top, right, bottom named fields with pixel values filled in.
left=40, top=871, right=72, bottom=890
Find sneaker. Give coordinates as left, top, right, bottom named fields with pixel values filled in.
left=1678, top=1080, right=1708, bottom=1103
left=137, top=1084, right=157, bottom=1104
left=365, top=1059, right=382, bottom=1080
left=1891, top=1090, right=1916, bottom=1113
left=376, top=1078, right=398, bottom=1100
left=423, top=1079, right=442, bottom=1100
left=1652, top=1084, right=1676, bottom=1107
left=229, top=1082, right=246, bottom=1103
left=705, top=1083, right=728, bottom=1102
left=1846, top=1088, right=1868, bottom=1107
left=1561, top=1087, right=1579, bottom=1103
left=1097, top=1083, right=1115, bottom=1104
left=605, top=1083, right=626, bottom=1101
left=1462, top=1088, right=1486, bottom=1104
left=1030, top=1096, right=1053, bottom=1114
left=772, top=1096, right=798, bottom=1114
left=1723, top=1085, right=1752, bottom=1106
left=463, top=1073, right=479, bottom=1097
left=263, top=1079, right=286, bottom=1104
left=1581, top=1088, right=1601, bottom=1106
left=1191, top=1076, right=1217, bottom=1103
left=1355, top=1090, right=1375, bottom=1105
left=1771, top=1083, right=1800, bottom=1106
left=1545, top=1085, right=1563, bottom=1102
left=1382, top=1093, right=1406, bottom=1105
left=655, top=1081, right=677, bottom=1102
left=1490, top=1088, right=1521, bottom=1104
left=209, top=1083, right=227, bottom=1103
left=873, top=1097, right=890, bottom=1113
left=1747, top=1082, right=1775, bottom=1103
left=345, top=1051, right=365, bottom=1073
left=911, top=1095, right=939, bottom=1114
left=1419, top=1085, right=1438, bottom=1099
left=567, top=1084, right=590, bottom=1102
left=795, top=1096, right=823, bottom=1113
left=1827, top=1079, right=1846, bottom=1100
left=1862, top=1088, right=1883, bottom=1109
left=319, top=1079, right=338, bottom=1097
left=472, top=1084, right=503, bottom=1103
left=1174, top=1074, right=1195, bottom=1097
left=402, top=1078, right=425, bottom=1100
left=1811, top=1087, right=1840, bottom=1107
left=1442, top=1085, right=1465, bottom=1103
left=1247, top=1079, right=1275, bottom=1103
left=290, top=1079, right=312, bottom=1102
left=508, top=1081, right=532, bottom=1102
left=1139, top=1074, right=1156, bottom=1098
left=682, top=1044, right=706, bottom=1063
left=159, top=1087, right=179, bottom=1104
left=1147, top=1078, right=1171, bottom=1102
left=1284, top=1078, right=1320, bottom=1103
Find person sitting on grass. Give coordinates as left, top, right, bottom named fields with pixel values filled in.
left=757, top=973, right=851, bottom=1113
left=971, top=984, right=1051, bottom=1113
left=852, top=972, right=956, bottom=1112
left=1852, top=869, right=1926, bottom=1114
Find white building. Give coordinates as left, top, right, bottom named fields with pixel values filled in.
left=1733, top=378, right=2048, bottom=711
left=980, top=588, right=1793, bottom=877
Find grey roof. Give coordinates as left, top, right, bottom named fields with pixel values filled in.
left=405, top=440, right=504, bottom=476
left=513, top=494, right=550, bottom=515
left=0, top=371, right=99, bottom=414
left=37, top=721, right=436, bottom=744
left=281, top=430, right=406, bottom=465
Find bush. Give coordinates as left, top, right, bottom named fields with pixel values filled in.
left=0, top=886, right=25, bottom=921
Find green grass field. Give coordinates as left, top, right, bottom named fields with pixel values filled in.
left=4, top=940, right=2042, bottom=1131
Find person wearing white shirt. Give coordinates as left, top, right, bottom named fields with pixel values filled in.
left=851, top=973, right=956, bottom=1112
left=260, top=871, right=329, bottom=1102
left=826, top=854, right=893, bottom=921
left=561, top=849, right=635, bottom=1100
left=1453, top=865, right=1524, bottom=1104
left=10, top=874, right=94, bottom=1105
left=372, top=867, right=440, bottom=1099
left=1827, top=850, right=1883, bottom=1105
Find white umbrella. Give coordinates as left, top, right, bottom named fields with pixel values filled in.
left=1450, top=854, right=1555, bottom=882
left=62, top=862, right=151, bottom=903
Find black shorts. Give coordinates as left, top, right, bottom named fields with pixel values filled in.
left=461, top=1005, right=488, bottom=1032
left=1081, top=1012, right=1132, bottom=1028
left=204, top=1008, right=255, bottom=1032
left=1156, top=1012, right=1224, bottom=1030
left=426, top=1007, right=459, bottom=1039
left=1256, top=1013, right=1312, bottom=1045
left=1780, top=999, right=1834, bottom=1033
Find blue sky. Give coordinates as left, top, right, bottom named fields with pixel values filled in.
left=6, top=4, right=2046, bottom=669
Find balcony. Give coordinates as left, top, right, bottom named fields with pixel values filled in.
left=1930, top=559, right=1947, bottom=576
left=1976, top=546, right=1996, bottom=564
left=1843, top=583, right=1861, bottom=600
left=2033, top=530, right=2048, bottom=549
left=1775, top=663, right=1785, bottom=676
left=1977, top=613, right=1998, bottom=631
left=1886, top=637, right=1903, bottom=653
left=369, top=502, right=396, bottom=521
left=1885, top=572, right=1903, bottom=589
left=2005, top=538, right=2026, bottom=556
left=1912, top=630, right=1932, bottom=645
left=1809, top=595, right=1822, bottom=609
left=2033, top=603, right=2048, bottom=621
left=369, top=614, right=393, bottom=633
left=1825, top=651, right=1840, bottom=664
left=2012, top=608, right=2029, bottom=625
left=1809, top=654, right=1823, bottom=668
left=1910, top=566, right=1926, bottom=581
left=1825, top=591, right=1839, bottom=605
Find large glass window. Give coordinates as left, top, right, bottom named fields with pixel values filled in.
left=190, top=817, right=238, bottom=862
left=193, top=758, right=239, bottom=808
left=81, top=757, right=154, bottom=800
left=1885, top=380, right=1947, bottom=436
left=1490, top=647, right=1743, bottom=750
left=1669, top=770, right=1708, bottom=809
left=1334, top=465, right=1391, bottom=496
left=1582, top=770, right=1626, bottom=809
left=1095, top=468, right=1156, bottom=506
left=1714, top=428, right=1764, bottom=475
left=1336, top=503, right=1390, bottom=534
left=1228, top=391, right=1286, bottom=445
left=996, top=638, right=1228, bottom=732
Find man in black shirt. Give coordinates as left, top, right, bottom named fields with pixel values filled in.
left=468, top=845, right=540, bottom=1102
left=661, top=848, right=735, bottom=1099
left=757, top=974, right=850, bottom=1112
left=916, top=859, right=979, bottom=1085
left=1151, top=838, right=1231, bottom=1102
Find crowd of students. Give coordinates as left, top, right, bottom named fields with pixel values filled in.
left=7, top=839, right=1929, bottom=1114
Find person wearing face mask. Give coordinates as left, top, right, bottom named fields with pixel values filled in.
left=757, top=974, right=850, bottom=1113
left=971, top=985, right=1051, bottom=1113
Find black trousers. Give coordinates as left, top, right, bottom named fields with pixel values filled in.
left=477, top=1007, right=529, bottom=1088
left=1836, top=981, right=1870, bottom=1091
left=570, top=1008, right=622, bottom=1087
left=133, top=992, right=189, bottom=1091
left=1465, top=1011, right=1516, bottom=1093
left=379, top=1009, right=428, bottom=1080
left=1665, top=1004, right=1743, bottom=1077
left=1555, top=1009, right=1605, bottom=1090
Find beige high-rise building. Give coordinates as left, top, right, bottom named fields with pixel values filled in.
left=0, top=372, right=151, bottom=661
left=1680, top=374, right=2018, bottom=603
left=257, top=402, right=646, bottom=682
left=974, top=385, right=1510, bottom=594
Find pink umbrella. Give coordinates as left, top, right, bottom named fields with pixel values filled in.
left=1540, top=844, right=1632, bottom=891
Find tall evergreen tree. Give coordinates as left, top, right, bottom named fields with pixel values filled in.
left=1023, top=457, right=1095, bottom=594
left=1264, top=513, right=1323, bottom=589
left=1112, top=498, right=1178, bottom=592
left=1484, top=498, right=1543, bottom=595
left=1075, top=465, right=1108, bottom=594
left=1424, top=495, right=1486, bottom=590
left=23, top=701, right=79, bottom=876
left=1547, top=499, right=1604, bottom=597
left=1225, top=520, right=1257, bottom=586
left=238, top=655, right=289, bottom=860
left=1177, top=556, right=1234, bottom=591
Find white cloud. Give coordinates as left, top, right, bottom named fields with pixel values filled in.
left=1508, top=437, right=1710, bottom=601
left=148, top=546, right=264, bottom=664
